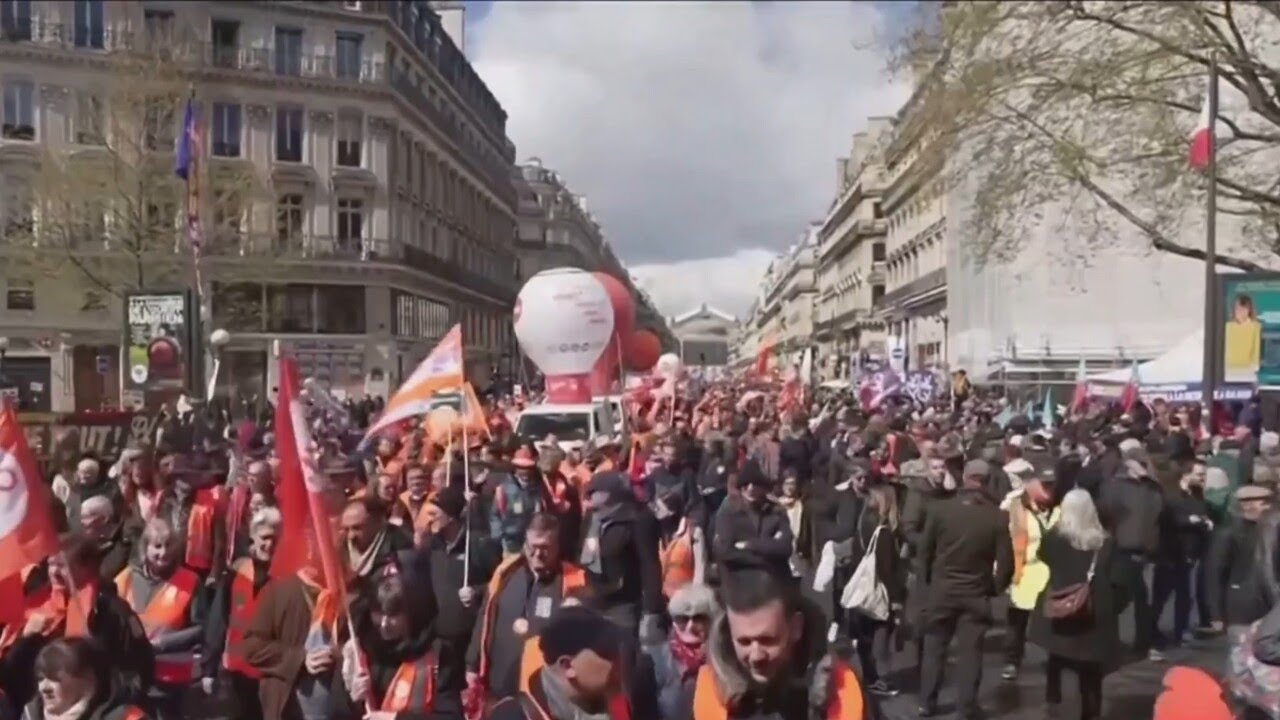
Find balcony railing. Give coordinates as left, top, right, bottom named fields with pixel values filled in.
left=195, top=42, right=385, bottom=83
left=0, top=19, right=131, bottom=50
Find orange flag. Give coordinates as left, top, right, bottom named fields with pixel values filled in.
left=364, top=325, right=465, bottom=442
left=0, top=402, right=60, bottom=622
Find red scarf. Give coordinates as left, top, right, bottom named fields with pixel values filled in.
left=668, top=632, right=706, bottom=680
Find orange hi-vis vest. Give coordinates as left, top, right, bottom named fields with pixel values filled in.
left=115, top=566, right=200, bottom=685
left=477, top=556, right=586, bottom=687
left=380, top=651, right=438, bottom=712
left=660, top=527, right=696, bottom=599
left=691, top=659, right=866, bottom=720
left=517, top=645, right=631, bottom=718
left=223, top=558, right=263, bottom=679
left=185, top=487, right=224, bottom=571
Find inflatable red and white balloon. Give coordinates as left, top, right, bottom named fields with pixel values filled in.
left=514, top=268, right=635, bottom=403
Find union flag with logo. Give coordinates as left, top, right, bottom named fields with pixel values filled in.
left=0, top=401, right=60, bottom=622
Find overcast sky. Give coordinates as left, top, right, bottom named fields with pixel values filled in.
left=468, top=1, right=913, bottom=319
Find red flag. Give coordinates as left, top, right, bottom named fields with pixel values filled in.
left=1070, top=358, right=1089, bottom=414
left=0, top=402, right=60, bottom=622
left=269, top=357, right=343, bottom=593
left=1120, top=362, right=1141, bottom=413
left=1189, top=73, right=1217, bottom=170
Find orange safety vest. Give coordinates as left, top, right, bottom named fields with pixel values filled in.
left=184, top=487, right=223, bottom=571
left=115, top=566, right=200, bottom=685
left=380, top=651, right=438, bottom=712
left=477, top=556, right=586, bottom=685
left=517, top=641, right=631, bottom=718
left=691, top=659, right=865, bottom=720
left=222, top=558, right=263, bottom=679
left=660, top=529, right=696, bottom=599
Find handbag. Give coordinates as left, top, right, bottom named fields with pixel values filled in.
left=1044, top=549, right=1097, bottom=619
left=840, top=525, right=891, bottom=621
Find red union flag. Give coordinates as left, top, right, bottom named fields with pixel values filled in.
left=363, top=324, right=466, bottom=441
left=0, top=401, right=59, bottom=620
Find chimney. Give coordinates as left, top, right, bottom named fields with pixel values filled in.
left=836, top=157, right=849, bottom=190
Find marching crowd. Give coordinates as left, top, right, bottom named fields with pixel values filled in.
left=1, top=371, right=1276, bottom=720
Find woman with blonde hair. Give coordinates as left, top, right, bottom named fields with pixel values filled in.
left=1029, top=489, right=1123, bottom=720
left=850, top=483, right=904, bottom=698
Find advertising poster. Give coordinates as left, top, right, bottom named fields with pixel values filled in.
left=1220, top=274, right=1280, bottom=386
left=124, top=292, right=190, bottom=395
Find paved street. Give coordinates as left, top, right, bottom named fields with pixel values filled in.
left=877, top=607, right=1228, bottom=720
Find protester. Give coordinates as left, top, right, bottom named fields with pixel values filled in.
left=1098, top=455, right=1166, bottom=660
left=341, top=573, right=438, bottom=717
left=79, top=496, right=132, bottom=583
left=1000, top=472, right=1058, bottom=681
left=1012, top=488, right=1105, bottom=706
left=640, top=583, right=719, bottom=720
left=22, top=638, right=151, bottom=720
left=579, top=472, right=664, bottom=639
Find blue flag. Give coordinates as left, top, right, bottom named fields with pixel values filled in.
left=174, top=98, right=195, bottom=180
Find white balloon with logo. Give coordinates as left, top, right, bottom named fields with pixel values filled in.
left=514, top=268, right=615, bottom=403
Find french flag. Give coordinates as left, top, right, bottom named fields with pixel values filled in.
left=1070, top=357, right=1089, bottom=414
left=1189, top=74, right=1217, bottom=171
left=1120, top=361, right=1141, bottom=413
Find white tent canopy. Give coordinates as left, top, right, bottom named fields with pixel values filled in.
left=1090, top=330, right=1204, bottom=384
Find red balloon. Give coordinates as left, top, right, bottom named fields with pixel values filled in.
left=625, top=329, right=662, bottom=372
left=593, top=272, right=635, bottom=343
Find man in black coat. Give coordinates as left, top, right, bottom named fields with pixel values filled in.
left=916, top=459, right=1014, bottom=719
left=711, top=459, right=793, bottom=570
left=1205, top=485, right=1274, bottom=634
left=1097, top=457, right=1165, bottom=659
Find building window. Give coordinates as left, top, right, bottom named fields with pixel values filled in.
left=211, top=102, right=241, bottom=157
left=275, top=105, right=303, bottom=162
left=5, top=279, right=34, bottom=311
left=73, top=0, right=103, bottom=48
left=871, top=284, right=885, bottom=305
left=142, top=9, right=174, bottom=52
left=336, top=111, right=361, bottom=167
left=872, top=242, right=885, bottom=262
left=212, top=282, right=264, bottom=332
left=316, top=285, right=366, bottom=334
left=143, top=97, right=175, bottom=151
left=210, top=19, right=240, bottom=69
left=265, top=284, right=314, bottom=333
left=336, top=198, right=363, bottom=251
left=1, top=1, right=31, bottom=41
left=2, top=80, right=34, bottom=141
left=73, top=92, right=104, bottom=146
left=335, top=32, right=362, bottom=80
left=276, top=193, right=304, bottom=247
left=872, top=201, right=883, bottom=220
left=274, top=27, right=303, bottom=76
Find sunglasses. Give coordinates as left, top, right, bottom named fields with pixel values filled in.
left=671, top=613, right=710, bottom=626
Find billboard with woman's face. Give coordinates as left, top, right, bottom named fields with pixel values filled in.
left=1221, top=274, right=1280, bottom=386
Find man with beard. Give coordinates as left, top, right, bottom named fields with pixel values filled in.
left=420, top=484, right=498, bottom=717
left=916, top=459, right=1014, bottom=719
left=115, top=518, right=206, bottom=720
left=79, top=495, right=132, bottom=582
left=202, top=507, right=281, bottom=720
left=691, top=556, right=874, bottom=719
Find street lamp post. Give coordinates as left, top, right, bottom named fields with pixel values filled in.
left=0, top=336, right=8, bottom=406
left=207, top=329, right=231, bottom=400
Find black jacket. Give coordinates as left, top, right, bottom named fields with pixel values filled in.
left=2, top=581, right=154, bottom=710
left=918, top=488, right=1014, bottom=601
left=1159, top=489, right=1212, bottom=562
left=712, top=495, right=794, bottom=566
left=1204, top=518, right=1272, bottom=626
left=1097, top=473, right=1165, bottom=558
left=586, top=510, right=665, bottom=617
left=900, top=477, right=953, bottom=557
left=426, top=529, right=500, bottom=644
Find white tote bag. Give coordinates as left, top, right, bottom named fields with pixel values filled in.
left=840, top=525, right=891, bottom=621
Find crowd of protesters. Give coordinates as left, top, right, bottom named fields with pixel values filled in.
left=0, top=365, right=1274, bottom=720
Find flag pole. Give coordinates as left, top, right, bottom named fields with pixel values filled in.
left=461, top=416, right=471, bottom=587
left=1202, top=55, right=1220, bottom=434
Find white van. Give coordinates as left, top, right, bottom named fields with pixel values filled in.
left=515, top=400, right=623, bottom=453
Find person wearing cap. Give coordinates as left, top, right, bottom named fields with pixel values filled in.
left=490, top=447, right=545, bottom=557
left=486, top=606, right=630, bottom=720
left=916, top=453, right=1013, bottom=718
left=1096, top=451, right=1165, bottom=660
left=1150, top=458, right=1214, bottom=653
left=579, top=472, right=664, bottom=640
left=998, top=465, right=1058, bottom=682
left=692, top=554, right=874, bottom=719
left=1205, top=483, right=1275, bottom=638
left=466, top=514, right=587, bottom=705
left=419, top=484, right=498, bottom=717
left=711, top=459, right=793, bottom=570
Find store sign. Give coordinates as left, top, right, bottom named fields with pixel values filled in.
left=124, top=292, right=190, bottom=394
